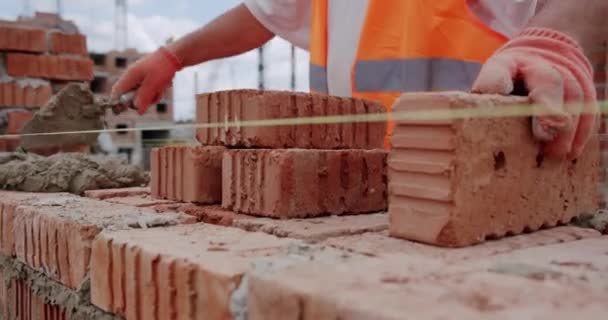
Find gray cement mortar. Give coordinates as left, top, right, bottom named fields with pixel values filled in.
left=19, top=83, right=105, bottom=149
left=0, top=254, right=120, bottom=320
left=0, top=151, right=149, bottom=195
left=571, top=210, right=608, bottom=234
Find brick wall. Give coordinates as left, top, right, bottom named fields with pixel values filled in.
left=0, top=23, right=94, bottom=152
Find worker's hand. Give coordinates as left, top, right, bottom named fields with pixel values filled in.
left=473, top=27, right=598, bottom=159
left=111, top=46, right=183, bottom=115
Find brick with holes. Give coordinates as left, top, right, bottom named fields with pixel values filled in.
left=388, top=92, right=599, bottom=247
left=5, top=53, right=93, bottom=81
left=196, top=90, right=386, bottom=149
left=222, top=148, right=387, bottom=218
left=90, top=223, right=298, bottom=320
left=0, top=191, right=194, bottom=289
left=0, top=270, right=68, bottom=320
left=49, top=31, right=87, bottom=55
left=0, top=81, right=53, bottom=108
left=151, top=145, right=224, bottom=203
left=0, top=25, right=46, bottom=53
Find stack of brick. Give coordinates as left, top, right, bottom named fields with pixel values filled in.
left=0, top=23, right=93, bottom=152
left=151, top=89, right=389, bottom=218
left=388, top=92, right=599, bottom=247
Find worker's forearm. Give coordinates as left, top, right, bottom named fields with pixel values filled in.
left=166, top=4, right=274, bottom=67
left=527, top=0, right=608, bottom=56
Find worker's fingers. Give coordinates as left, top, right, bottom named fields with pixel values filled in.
left=525, top=45, right=599, bottom=159
left=521, top=58, right=570, bottom=129
left=542, top=65, right=583, bottom=157
left=133, top=74, right=160, bottom=115
left=569, top=98, right=599, bottom=158
left=472, top=55, right=517, bottom=95
left=111, top=62, right=145, bottom=99
left=133, top=71, right=173, bottom=115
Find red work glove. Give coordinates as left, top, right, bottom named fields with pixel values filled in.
left=473, top=27, right=598, bottom=159
left=111, top=46, right=183, bottom=115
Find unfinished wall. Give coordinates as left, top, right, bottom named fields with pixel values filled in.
left=0, top=22, right=93, bottom=154
left=0, top=187, right=605, bottom=320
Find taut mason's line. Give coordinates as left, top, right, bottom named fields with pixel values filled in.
left=1, top=100, right=607, bottom=139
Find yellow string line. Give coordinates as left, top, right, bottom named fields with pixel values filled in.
left=2, top=100, right=608, bottom=139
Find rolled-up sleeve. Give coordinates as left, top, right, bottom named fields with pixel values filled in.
left=244, top=0, right=311, bottom=50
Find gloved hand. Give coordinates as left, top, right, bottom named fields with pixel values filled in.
left=473, top=27, right=598, bottom=159
left=111, top=46, right=183, bottom=115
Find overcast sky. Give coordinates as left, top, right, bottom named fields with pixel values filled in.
left=0, top=0, right=310, bottom=121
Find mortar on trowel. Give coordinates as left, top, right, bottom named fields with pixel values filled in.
left=19, top=83, right=137, bottom=150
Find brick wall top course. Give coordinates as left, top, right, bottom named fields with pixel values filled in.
left=0, top=191, right=195, bottom=289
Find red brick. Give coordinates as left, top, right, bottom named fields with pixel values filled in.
left=150, top=148, right=160, bottom=198
left=151, top=145, right=224, bottom=203
left=0, top=275, right=68, bottom=320
left=0, top=267, right=5, bottom=317
left=5, top=110, right=33, bottom=134
left=0, top=191, right=194, bottom=289
left=90, top=223, right=297, bottom=319
left=0, top=137, right=20, bottom=152
left=104, top=195, right=177, bottom=207
left=247, top=255, right=608, bottom=320
left=167, top=147, right=176, bottom=200
left=49, top=31, right=87, bottom=55
left=172, top=204, right=245, bottom=225
left=0, top=25, right=46, bottom=53
left=324, top=227, right=601, bottom=260
left=175, top=145, right=183, bottom=200
left=158, top=203, right=389, bottom=239
left=389, top=92, right=599, bottom=247
left=462, top=236, right=608, bottom=285
left=196, top=90, right=386, bottom=149
left=0, top=81, right=53, bottom=108
left=159, top=147, right=168, bottom=198
left=84, top=187, right=150, bottom=200
left=0, top=202, right=18, bottom=256
left=182, top=145, right=224, bottom=203
left=6, top=53, right=94, bottom=81
left=223, top=149, right=387, bottom=218
left=234, top=212, right=388, bottom=241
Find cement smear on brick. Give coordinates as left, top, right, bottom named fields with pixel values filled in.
left=572, top=210, right=608, bottom=234
left=0, top=151, right=149, bottom=195
left=488, top=263, right=566, bottom=281
left=0, top=254, right=118, bottom=320
left=229, top=243, right=355, bottom=320
left=20, top=82, right=105, bottom=149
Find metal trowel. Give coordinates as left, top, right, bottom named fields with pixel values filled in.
left=19, top=82, right=137, bottom=150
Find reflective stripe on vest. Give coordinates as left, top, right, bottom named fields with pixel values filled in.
left=310, top=0, right=509, bottom=147
left=310, top=63, right=329, bottom=93
left=311, top=58, right=481, bottom=94
left=309, top=0, right=328, bottom=94
left=354, top=58, right=482, bottom=92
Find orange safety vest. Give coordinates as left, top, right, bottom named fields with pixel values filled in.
left=310, top=0, right=508, bottom=148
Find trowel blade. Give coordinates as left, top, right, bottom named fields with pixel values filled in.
left=19, top=83, right=105, bottom=150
